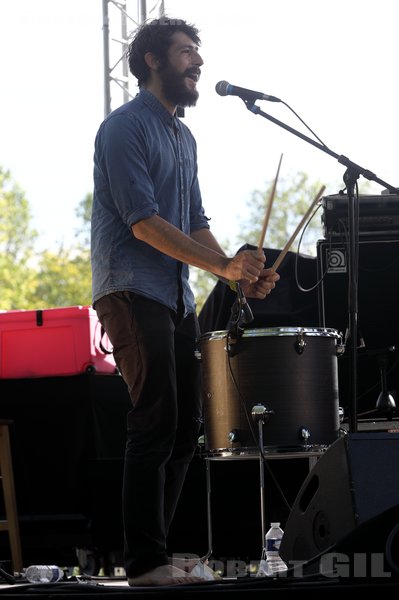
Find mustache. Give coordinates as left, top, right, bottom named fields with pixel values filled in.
left=184, top=68, right=201, bottom=78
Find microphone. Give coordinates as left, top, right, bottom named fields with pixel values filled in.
left=227, top=282, right=253, bottom=352
left=236, top=283, right=254, bottom=325
left=215, top=80, right=281, bottom=103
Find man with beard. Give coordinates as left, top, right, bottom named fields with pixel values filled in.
left=91, top=17, right=279, bottom=586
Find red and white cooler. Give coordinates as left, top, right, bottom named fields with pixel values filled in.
left=0, top=305, right=118, bottom=378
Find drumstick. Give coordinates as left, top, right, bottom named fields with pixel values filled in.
left=258, top=153, right=283, bottom=251
left=271, top=185, right=326, bottom=271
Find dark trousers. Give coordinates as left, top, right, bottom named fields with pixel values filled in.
left=94, top=292, right=202, bottom=577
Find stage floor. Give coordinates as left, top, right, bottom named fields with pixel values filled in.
left=1, top=573, right=399, bottom=599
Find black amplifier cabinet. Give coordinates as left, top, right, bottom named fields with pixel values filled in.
left=317, top=236, right=399, bottom=348
left=321, top=193, right=399, bottom=237
left=316, top=237, right=399, bottom=412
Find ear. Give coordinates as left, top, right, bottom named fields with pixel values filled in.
left=144, top=51, right=160, bottom=72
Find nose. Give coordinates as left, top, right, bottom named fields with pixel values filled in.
left=195, top=50, right=204, bottom=66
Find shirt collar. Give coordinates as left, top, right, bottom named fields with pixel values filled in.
left=139, top=88, right=179, bottom=130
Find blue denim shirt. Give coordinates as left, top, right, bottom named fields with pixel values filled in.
left=91, top=89, right=210, bottom=314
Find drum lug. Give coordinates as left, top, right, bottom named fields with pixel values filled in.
left=294, top=330, right=307, bottom=354
left=228, top=428, right=241, bottom=443
left=251, top=404, right=274, bottom=424
left=299, top=426, right=311, bottom=442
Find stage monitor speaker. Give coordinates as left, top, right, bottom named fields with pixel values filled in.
left=279, top=433, right=399, bottom=573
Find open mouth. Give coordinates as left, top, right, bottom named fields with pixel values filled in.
left=186, top=71, right=200, bottom=83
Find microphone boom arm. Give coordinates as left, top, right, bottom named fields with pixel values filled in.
left=245, top=102, right=397, bottom=193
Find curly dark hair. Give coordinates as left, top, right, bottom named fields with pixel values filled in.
left=127, top=17, right=201, bottom=87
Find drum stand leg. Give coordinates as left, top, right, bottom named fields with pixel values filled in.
left=257, top=420, right=266, bottom=550
left=252, top=404, right=274, bottom=552
left=204, top=449, right=266, bottom=561
left=203, top=445, right=323, bottom=563
left=205, top=458, right=213, bottom=558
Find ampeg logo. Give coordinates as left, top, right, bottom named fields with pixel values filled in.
left=326, top=248, right=347, bottom=273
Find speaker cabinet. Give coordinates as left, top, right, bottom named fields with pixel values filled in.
left=279, top=433, right=399, bottom=570
left=317, top=237, right=399, bottom=349
left=317, top=238, right=399, bottom=413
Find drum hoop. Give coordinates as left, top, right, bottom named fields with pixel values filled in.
left=201, top=444, right=329, bottom=460
left=200, top=326, right=342, bottom=342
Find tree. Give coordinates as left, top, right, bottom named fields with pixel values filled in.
left=33, top=246, right=91, bottom=308
left=31, top=194, right=93, bottom=308
left=190, top=267, right=219, bottom=314
left=236, top=170, right=327, bottom=257
left=0, top=168, right=39, bottom=309
left=74, top=192, right=92, bottom=248
left=2, top=166, right=366, bottom=314
left=0, top=168, right=92, bottom=310
left=191, top=171, right=339, bottom=314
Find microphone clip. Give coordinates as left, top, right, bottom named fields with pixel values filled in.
left=227, top=282, right=254, bottom=355
left=236, top=282, right=254, bottom=325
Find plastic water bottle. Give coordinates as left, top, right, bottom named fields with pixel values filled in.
left=257, top=522, right=287, bottom=576
left=24, top=565, right=64, bottom=583
left=265, top=522, right=287, bottom=574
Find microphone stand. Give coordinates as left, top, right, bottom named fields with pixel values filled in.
left=243, top=100, right=398, bottom=434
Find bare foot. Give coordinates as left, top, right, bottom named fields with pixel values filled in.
left=169, top=556, right=203, bottom=572
left=128, top=564, right=205, bottom=586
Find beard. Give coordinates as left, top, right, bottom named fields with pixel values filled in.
left=159, top=64, right=199, bottom=108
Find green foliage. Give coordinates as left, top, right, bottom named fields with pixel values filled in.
left=236, top=170, right=326, bottom=256
left=0, top=168, right=92, bottom=310
left=0, top=167, right=38, bottom=258
left=74, top=192, right=92, bottom=248
left=190, top=267, right=218, bottom=314
left=4, top=166, right=372, bottom=314
left=191, top=171, right=340, bottom=313
left=0, top=168, right=40, bottom=309
left=33, top=247, right=92, bottom=308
